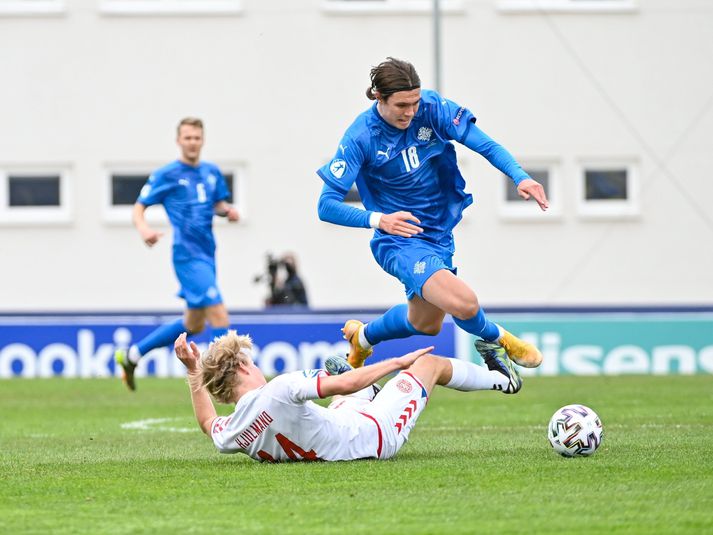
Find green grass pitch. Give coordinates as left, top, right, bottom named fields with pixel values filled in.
left=1, top=375, right=712, bottom=534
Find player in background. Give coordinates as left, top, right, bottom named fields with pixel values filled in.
left=316, top=57, right=549, bottom=370
left=174, top=330, right=521, bottom=462
left=115, top=117, right=239, bottom=391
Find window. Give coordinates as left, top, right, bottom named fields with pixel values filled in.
left=0, top=168, right=71, bottom=225
left=499, top=162, right=561, bottom=220
left=112, top=174, right=148, bottom=206
left=99, top=0, right=242, bottom=16
left=9, top=175, right=60, bottom=206
left=104, top=164, right=245, bottom=224
left=576, top=161, right=638, bottom=219
left=584, top=169, right=627, bottom=200
left=497, top=0, right=637, bottom=14
left=344, top=184, right=362, bottom=205
left=0, top=0, right=64, bottom=16
left=322, top=0, right=464, bottom=15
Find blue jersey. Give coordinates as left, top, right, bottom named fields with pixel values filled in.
left=317, top=89, right=476, bottom=247
left=138, top=160, right=230, bottom=262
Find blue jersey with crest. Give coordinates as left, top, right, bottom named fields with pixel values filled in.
left=138, top=160, right=230, bottom=262
left=317, top=89, right=475, bottom=248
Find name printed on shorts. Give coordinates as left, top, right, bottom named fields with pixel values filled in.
left=234, top=411, right=274, bottom=450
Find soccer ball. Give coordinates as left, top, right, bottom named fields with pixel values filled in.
left=547, top=404, right=603, bottom=457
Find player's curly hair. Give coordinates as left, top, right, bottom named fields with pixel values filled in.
left=366, top=57, right=421, bottom=101
left=199, top=330, right=254, bottom=404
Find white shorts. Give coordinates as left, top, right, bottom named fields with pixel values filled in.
left=359, top=371, right=429, bottom=459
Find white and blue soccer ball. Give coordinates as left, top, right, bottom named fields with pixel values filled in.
left=547, top=404, right=603, bottom=457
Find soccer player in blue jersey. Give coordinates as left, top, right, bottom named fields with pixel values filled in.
left=317, top=57, right=549, bottom=370
left=115, top=117, right=239, bottom=391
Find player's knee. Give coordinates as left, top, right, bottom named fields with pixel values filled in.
left=410, top=318, right=442, bottom=336
left=407, top=354, right=448, bottom=386
left=451, top=299, right=479, bottom=321
left=206, top=305, right=229, bottom=327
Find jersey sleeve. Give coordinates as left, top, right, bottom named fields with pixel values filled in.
left=316, top=134, right=366, bottom=195
left=429, top=91, right=477, bottom=144
left=209, top=415, right=236, bottom=453
left=137, top=170, right=172, bottom=206
left=212, top=166, right=230, bottom=202
left=269, top=370, right=328, bottom=404
left=317, top=183, right=372, bottom=228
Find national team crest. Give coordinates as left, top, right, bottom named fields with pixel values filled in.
left=417, top=127, right=432, bottom=142
left=396, top=379, right=413, bottom=394
left=413, top=261, right=426, bottom=275
left=329, top=159, right=347, bottom=179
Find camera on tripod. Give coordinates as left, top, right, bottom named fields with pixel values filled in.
left=253, top=252, right=308, bottom=307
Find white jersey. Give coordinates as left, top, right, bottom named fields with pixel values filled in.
left=210, top=370, right=381, bottom=462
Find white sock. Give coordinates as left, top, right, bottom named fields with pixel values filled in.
left=495, top=323, right=505, bottom=343
left=358, top=324, right=372, bottom=349
left=127, top=345, right=142, bottom=364
left=445, top=358, right=509, bottom=392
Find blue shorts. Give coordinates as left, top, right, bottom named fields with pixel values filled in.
left=173, top=257, right=223, bottom=309
left=370, top=235, right=456, bottom=300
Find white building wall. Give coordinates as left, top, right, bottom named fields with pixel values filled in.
left=0, top=0, right=711, bottom=311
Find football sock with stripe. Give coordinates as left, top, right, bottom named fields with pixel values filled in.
left=445, top=358, right=510, bottom=392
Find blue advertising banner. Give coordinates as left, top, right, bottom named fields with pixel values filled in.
left=0, top=313, right=455, bottom=379
left=3, top=308, right=711, bottom=378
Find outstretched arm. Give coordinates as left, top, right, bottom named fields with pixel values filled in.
left=174, top=333, right=217, bottom=436
left=463, top=123, right=549, bottom=211
left=318, top=346, right=434, bottom=397
left=317, top=184, right=423, bottom=237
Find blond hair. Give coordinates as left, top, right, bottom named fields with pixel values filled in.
left=200, top=330, right=253, bottom=404
left=176, top=116, right=204, bottom=135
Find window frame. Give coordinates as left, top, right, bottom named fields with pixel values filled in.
left=98, top=0, right=243, bottom=16
left=496, top=0, right=637, bottom=14
left=0, top=167, right=72, bottom=225
left=576, top=159, right=639, bottom=219
left=103, top=163, right=247, bottom=225
left=498, top=159, right=562, bottom=221
left=322, top=0, right=464, bottom=16
left=0, top=0, right=65, bottom=16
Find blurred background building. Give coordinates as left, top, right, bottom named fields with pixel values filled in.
left=1, top=0, right=712, bottom=312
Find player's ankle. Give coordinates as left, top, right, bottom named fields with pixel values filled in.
left=128, top=345, right=142, bottom=364
left=358, top=325, right=372, bottom=349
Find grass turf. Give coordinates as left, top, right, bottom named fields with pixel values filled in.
left=1, top=375, right=712, bottom=534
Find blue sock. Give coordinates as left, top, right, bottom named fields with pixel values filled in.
left=210, top=326, right=229, bottom=342
left=137, top=318, right=191, bottom=356
left=364, top=304, right=424, bottom=345
left=453, top=308, right=500, bottom=342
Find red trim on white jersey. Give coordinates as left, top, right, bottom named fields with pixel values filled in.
left=316, top=375, right=324, bottom=399
left=357, top=411, right=383, bottom=458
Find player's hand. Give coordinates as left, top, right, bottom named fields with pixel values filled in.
left=394, top=346, right=434, bottom=369
left=516, top=178, right=549, bottom=211
left=174, top=332, right=201, bottom=374
left=226, top=207, right=240, bottom=222
left=139, top=227, right=164, bottom=247
left=379, top=211, right=424, bottom=237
